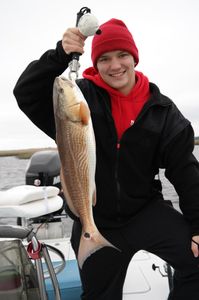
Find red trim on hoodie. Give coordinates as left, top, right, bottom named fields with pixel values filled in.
left=83, top=68, right=150, bottom=140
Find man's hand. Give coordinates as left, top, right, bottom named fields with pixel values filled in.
left=191, top=235, right=199, bottom=258
left=62, top=28, right=86, bottom=55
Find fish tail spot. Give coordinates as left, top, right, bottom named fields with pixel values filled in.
left=84, top=232, right=91, bottom=239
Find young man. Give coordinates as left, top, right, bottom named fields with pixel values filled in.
left=14, top=19, right=199, bottom=299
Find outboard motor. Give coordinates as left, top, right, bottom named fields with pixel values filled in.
left=24, top=150, right=65, bottom=225
left=26, top=150, right=61, bottom=189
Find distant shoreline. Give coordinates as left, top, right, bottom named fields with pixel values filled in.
left=0, top=140, right=198, bottom=159
left=0, top=147, right=57, bottom=159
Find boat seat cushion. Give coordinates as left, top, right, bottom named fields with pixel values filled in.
left=0, top=185, right=59, bottom=205
left=0, top=196, right=63, bottom=218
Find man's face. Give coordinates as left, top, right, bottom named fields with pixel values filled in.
left=96, top=50, right=136, bottom=95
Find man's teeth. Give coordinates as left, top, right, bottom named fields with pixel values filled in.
left=111, top=72, right=124, bottom=77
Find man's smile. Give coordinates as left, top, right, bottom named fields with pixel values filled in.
left=109, top=71, right=126, bottom=77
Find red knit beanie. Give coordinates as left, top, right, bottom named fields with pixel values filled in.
left=91, top=18, right=139, bottom=67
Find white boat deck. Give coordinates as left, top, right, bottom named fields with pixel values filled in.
left=43, top=237, right=170, bottom=300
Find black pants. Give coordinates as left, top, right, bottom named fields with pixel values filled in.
left=71, top=200, right=199, bottom=300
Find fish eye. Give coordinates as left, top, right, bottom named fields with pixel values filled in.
left=59, top=87, right=64, bottom=93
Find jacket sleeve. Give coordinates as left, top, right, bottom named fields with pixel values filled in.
left=161, top=121, right=199, bottom=236
left=13, top=41, right=72, bottom=139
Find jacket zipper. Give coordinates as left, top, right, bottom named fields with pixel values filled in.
left=113, top=102, right=156, bottom=220
left=115, top=141, right=121, bottom=221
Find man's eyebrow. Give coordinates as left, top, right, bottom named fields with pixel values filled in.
left=100, top=51, right=125, bottom=58
left=99, top=54, right=109, bottom=58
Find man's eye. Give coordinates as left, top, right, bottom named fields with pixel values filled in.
left=98, top=57, right=108, bottom=62
left=119, top=53, right=129, bottom=58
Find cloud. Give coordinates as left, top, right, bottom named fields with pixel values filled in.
left=1, top=0, right=199, bottom=148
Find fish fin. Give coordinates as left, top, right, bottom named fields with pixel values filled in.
left=80, top=101, right=90, bottom=125
left=92, top=189, right=97, bottom=206
left=60, top=169, right=79, bottom=217
left=77, top=230, right=120, bottom=269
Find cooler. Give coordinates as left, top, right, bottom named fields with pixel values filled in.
left=45, top=259, right=82, bottom=299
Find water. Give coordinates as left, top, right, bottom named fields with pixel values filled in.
left=0, top=156, right=29, bottom=190
left=160, top=145, right=199, bottom=203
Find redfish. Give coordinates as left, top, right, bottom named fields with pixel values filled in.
left=53, top=76, right=118, bottom=269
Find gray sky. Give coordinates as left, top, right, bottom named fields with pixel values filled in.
left=0, top=0, right=199, bottom=150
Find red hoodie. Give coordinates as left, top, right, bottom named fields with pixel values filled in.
left=83, top=67, right=150, bottom=140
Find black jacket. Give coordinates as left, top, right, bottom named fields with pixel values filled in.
left=13, top=41, right=199, bottom=235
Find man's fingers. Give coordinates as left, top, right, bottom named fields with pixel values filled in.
left=62, top=28, right=85, bottom=55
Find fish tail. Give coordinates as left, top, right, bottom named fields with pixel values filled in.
left=77, top=230, right=120, bottom=269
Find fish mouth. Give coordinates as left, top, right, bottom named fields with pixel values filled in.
left=54, top=76, right=73, bottom=89
left=59, top=76, right=73, bottom=87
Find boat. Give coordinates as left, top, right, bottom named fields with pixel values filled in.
left=0, top=150, right=172, bottom=299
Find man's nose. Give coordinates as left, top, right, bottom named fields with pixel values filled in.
left=110, top=58, right=121, bottom=69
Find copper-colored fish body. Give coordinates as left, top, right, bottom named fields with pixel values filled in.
left=53, top=76, right=119, bottom=268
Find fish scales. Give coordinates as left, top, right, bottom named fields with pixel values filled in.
left=61, top=122, right=92, bottom=217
